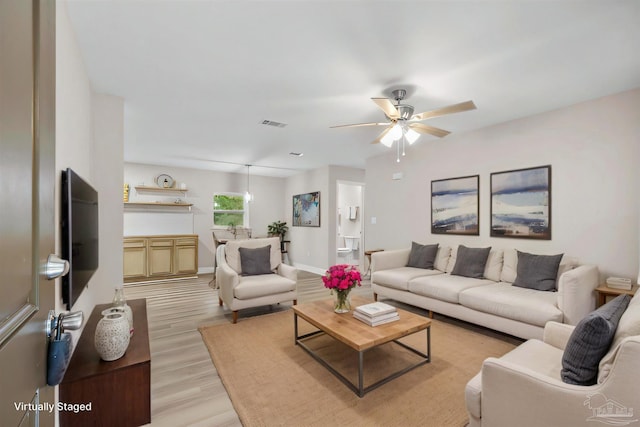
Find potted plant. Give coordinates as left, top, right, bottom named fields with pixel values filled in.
left=267, top=221, right=288, bottom=242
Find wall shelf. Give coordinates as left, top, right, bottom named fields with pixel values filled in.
left=124, top=202, right=192, bottom=210
left=134, top=185, right=188, bottom=194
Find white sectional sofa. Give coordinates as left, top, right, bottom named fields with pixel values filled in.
left=371, top=245, right=599, bottom=340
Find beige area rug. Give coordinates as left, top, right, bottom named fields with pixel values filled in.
left=199, top=309, right=517, bottom=427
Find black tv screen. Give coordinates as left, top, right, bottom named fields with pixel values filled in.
left=61, top=168, right=99, bottom=309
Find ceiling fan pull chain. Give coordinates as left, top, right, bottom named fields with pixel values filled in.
left=396, top=140, right=400, bottom=163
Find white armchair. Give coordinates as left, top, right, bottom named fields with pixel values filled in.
left=216, top=237, right=297, bottom=323
left=466, top=293, right=640, bottom=427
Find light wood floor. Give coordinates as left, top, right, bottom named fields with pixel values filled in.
left=124, top=272, right=374, bottom=427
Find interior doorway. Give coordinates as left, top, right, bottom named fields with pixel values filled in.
left=335, top=181, right=365, bottom=271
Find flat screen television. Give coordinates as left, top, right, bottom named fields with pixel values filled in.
left=61, top=168, right=99, bottom=309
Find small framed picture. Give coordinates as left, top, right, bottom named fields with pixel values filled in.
left=292, top=191, right=320, bottom=227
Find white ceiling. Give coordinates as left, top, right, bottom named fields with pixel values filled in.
left=65, top=1, right=640, bottom=177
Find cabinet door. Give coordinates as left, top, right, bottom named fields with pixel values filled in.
left=175, top=236, right=197, bottom=274
left=148, top=239, right=174, bottom=277
left=123, top=239, right=147, bottom=280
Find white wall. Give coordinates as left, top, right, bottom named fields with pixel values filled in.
left=91, top=93, right=124, bottom=303
left=56, top=0, right=124, bottom=329
left=123, top=163, right=286, bottom=271
left=365, top=89, right=640, bottom=279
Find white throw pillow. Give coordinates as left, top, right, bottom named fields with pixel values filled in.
left=484, top=249, right=504, bottom=282
left=434, top=246, right=451, bottom=272
left=445, top=245, right=458, bottom=273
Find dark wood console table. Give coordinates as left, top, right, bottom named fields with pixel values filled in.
left=60, top=298, right=150, bottom=427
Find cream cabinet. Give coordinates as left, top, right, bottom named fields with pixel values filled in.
left=123, top=234, right=198, bottom=283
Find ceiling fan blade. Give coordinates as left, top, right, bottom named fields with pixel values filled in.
left=411, top=100, right=477, bottom=121
left=371, top=98, right=400, bottom=119
left=330, top=122, right=388, bottom=129
left=409, top=123, right=451, bottom=138
left=371, top=126, right=392, bottom=144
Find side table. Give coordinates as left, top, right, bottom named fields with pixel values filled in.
left=595, top=284, right=638, bottom=307
left=363, top=249, right=384, bottom=278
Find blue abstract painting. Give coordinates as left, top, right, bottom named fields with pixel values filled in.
left=490, top=165, right=551, bottom=239
left=293, top=191, right=320, bottom=227
left=431, top=175, right=479, bottom=235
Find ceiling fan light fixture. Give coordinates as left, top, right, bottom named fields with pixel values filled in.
left=380, top=132, right=395, bottom=147
left=405, top=127, right=420, bottom=144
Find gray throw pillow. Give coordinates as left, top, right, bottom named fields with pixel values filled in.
left=561, top=294, right=631, bottom=385
left=406, top=242, right=439, bottom=269
left=513, top=251, right=563, bottom=292
left=450, top=245, right=491, bottom=279
left=239, top=245, right=273, bottom=276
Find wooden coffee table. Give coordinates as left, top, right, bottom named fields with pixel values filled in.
left=293, top=297, right=431, bottom=397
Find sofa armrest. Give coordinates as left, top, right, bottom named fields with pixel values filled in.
left=217, top=258, right=239, bottom=305
left=481, top=357, right=592, bottom=427
left=557, top=264, right=599, bottom=325
left=480, top=337, right=640, bottom=427
left=371, top=248, right=410, bottom=273
left=542, top=321, right=575, bottom=350
left=277, top=263, right=298, bottom=282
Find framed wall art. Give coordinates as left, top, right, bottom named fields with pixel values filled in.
left=490, top=165, right=551, bottom=239
left=431, top=175, right=479, bottom=235
left=292, top=191, right=320, bottom=227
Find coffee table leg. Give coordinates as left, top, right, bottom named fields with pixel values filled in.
left=358, top=351, right=364, bottom=397
left=294, top=313, right=298, bottom=345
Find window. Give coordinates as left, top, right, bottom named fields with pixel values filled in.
left=213, top=193, right=247, bottom=227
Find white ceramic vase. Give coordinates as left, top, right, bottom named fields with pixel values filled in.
left=102, top=305, right=134, bottom=337
left=95, top=312, right=130, bottom=361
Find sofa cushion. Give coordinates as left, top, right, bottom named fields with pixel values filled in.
left=451, top=245, right=491, bottom=279
left=239, top=245, right=272, bottom=276
left=409, top=274, right=494, bottom=304
left=459, top=282, right=563, bottom=327
left=372, top=267, right=443, bottom=291
left=598, top=291, right=640, bottom=383
left=434, top=246, right=451, bottom=272
left=561, top=294, right=631, bottom=385
left=501, top=249, right=578, bottom=284
left=406, top=242, right=439, bottom=269
left=513, top=251, right=563, bottom=291
left=233, top=274, right=297, bottom=300
left=225, top=237, right=281, bottom=274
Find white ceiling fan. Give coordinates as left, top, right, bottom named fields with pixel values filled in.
left=331, top=89, right=477, bottom=161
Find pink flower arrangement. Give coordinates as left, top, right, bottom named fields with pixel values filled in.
left=322, top=264, right=362, bottom=292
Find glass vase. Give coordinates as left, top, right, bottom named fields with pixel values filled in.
left=334, top=289, right=351, bottom=313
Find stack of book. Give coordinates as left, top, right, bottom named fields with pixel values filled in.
left=606, top=277, right=633, bottom=291
left=353, top=302, right=399, bottom=326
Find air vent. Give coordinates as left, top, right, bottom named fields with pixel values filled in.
left=260, top=120, right=287, bottom=128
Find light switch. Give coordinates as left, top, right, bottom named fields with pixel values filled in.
left=371, top=217, right=377, bottom=224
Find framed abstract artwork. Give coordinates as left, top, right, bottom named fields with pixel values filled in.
left=431, top=175, right=479, bottom=235
left=292, top=191, right=320, bottom=227
left=490, top=165, right=551, bottom=239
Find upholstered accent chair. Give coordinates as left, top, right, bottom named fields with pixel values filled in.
left=216, top=237, right=297, bottom=323
left=466, top=291, right=640, bottom=427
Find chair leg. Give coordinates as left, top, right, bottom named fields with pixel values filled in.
left=428, top=310, right=434, bottom=319
left=232, top=311, right=238, bottom=324
left=293, top=299, right=297, bottom=305
left=373, top=293, right=378, bottom=301
left=218, top=297, right=223, bottom=306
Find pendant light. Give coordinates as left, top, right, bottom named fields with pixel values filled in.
left=244, top=164, right=253, bottom=202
